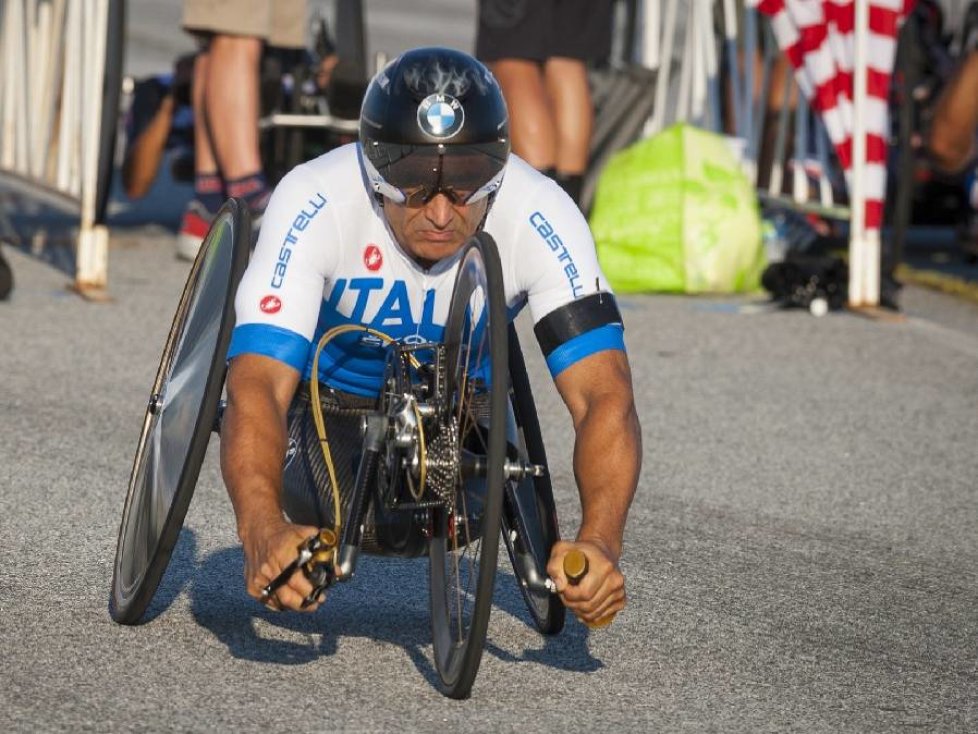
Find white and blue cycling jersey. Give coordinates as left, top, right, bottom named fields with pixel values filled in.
left=228, top=143, right=625, bottom=396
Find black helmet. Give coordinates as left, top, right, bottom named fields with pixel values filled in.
left=359, top=47, right=510, bottom=207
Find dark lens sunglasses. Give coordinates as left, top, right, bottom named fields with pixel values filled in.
left=382, top=146, right=505, bottom=207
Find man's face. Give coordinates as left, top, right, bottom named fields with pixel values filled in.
left=384, top=193, right=488, bottom=268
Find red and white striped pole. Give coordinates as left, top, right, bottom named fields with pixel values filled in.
left=849, top=0, right=877, bottom=306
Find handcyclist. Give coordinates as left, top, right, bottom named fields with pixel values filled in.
left=221, top=47, right=642, bottom=628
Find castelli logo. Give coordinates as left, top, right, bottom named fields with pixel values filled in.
left=260, top=295, right=282, bottom=314
left=364, top=244, right=383, bottom=271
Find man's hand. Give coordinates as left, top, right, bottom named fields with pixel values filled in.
left=547, top=538, right=625, bottom=627
left=240, top=519, right=324, bottom=612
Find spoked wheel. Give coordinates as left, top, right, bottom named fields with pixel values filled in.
left=501, top=324, right=565, bottom=634
left=110, top=199, right=251, bottom=624
left=429, top=232, right=508, bottom=699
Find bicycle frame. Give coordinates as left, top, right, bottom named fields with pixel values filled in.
left=267, top=336, right=545, bottom=605
left=269, top=339, right=466, bottom=602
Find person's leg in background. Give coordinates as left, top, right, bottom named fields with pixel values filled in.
left=476, top=1, right=560, bottom=178
left=476, top=0, right=611, bottom=209
left=178, top=0, right=306, bottom=260
left=204, top=35, right=270, bottom=216
left=491, top=55, right=591, bottom=205
left=546, top=0, right=612, bottom=209
left=178, top=47, right=226, bottom=260
left=543, top=56, right=593, bottom=205
left=486, top=59, right=556, bottom=172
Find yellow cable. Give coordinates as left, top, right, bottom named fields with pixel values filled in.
left=309, top=325, right=425, bottom=543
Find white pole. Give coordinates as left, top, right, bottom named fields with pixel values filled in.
left=641, top=0, right=661, bottom=70
left=743, top=6, right=757, bottom=147
left=677, top=4, right=695, bottom=123
left=650, top=0, right=679, bottom=135
left=848, top=0, right=878, bottom=307
left=57, top=0, right=81, bottom=195
left=722, top=0, right=742, bottom=137
left=1, top=0, right=14, bottom=169
left=32, top=0, right=64, bottom=182
left=793, top=96, right=810, bottom=204
left=11, top=0, right=29, bottom=173
left=76, top=0, right=110, bottom=293
left=700, top=0, right=721, bottom=132
left=686, top=0, right=706, bottom=127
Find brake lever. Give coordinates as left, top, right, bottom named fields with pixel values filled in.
left=261, top=528, right=339, bottom=607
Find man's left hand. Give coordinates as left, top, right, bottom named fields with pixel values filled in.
left=547, top=538, right=625, bottom=627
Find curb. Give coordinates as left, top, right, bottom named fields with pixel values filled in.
left=895, top=264, right=978, bottom=305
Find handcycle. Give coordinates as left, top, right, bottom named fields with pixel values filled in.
left=108, top=198, right=566, bottom=699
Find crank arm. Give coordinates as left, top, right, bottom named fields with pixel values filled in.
left=261, top=547, right=313, bottom=601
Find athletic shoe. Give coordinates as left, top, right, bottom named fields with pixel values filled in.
left=176, top=199, right=216, bottom=261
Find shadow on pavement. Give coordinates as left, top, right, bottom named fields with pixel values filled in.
left=182, top=542, right=602, bottom=685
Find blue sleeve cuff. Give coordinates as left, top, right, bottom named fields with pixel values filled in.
left=545, top=324, right=625, bottom=377
left=227, top=323, right=311, bottom=373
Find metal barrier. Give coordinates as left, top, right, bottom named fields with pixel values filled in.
left=0, top=0, right=124, bottom=298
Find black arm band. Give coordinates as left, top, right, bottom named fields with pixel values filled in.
left=533, top=293, right=623, bottom=357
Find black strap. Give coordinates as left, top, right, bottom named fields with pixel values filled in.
left=533, top=293, right=622, bottom=357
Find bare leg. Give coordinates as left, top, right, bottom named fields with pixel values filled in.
left=543, top=57, right=592, bottom=176
left=490, top=59, right=556, bottom=170
left=191, top=51, right=218, bottom=177
left=204, top=35, right=264, bottom=180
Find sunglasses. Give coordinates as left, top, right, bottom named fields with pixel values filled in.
left=397, top=182, right=482, bottom=207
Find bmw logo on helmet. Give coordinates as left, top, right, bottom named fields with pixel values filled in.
left=417, top=93, right=464, bottom=139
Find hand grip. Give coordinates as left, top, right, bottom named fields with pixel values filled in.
left=563, top=549, right=589, bottom=583
left=562, top=549, right=616, bottom=629
left=261, top=528, right=338, bottom=605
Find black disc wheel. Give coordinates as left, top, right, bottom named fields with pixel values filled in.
left=110, top=199, right=251, bottom=624
left=429, top=232, right=508, bottom=699
left=501, top=324, right=565, bottom=634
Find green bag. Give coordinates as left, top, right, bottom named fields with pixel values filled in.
left=590, top=123, right=765, bottom=293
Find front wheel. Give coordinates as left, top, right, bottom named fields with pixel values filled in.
left=109, top=199, right=250, bottom=623
left=428, top=232, right=508, bottom=699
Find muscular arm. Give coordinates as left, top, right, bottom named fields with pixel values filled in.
left=547, top=348, right=642, bottom=624
left=221, top=353, right=321, bottom=611
left=221, top=354, right=297, bottom=532
left=929, top=51, right=978, bottom=173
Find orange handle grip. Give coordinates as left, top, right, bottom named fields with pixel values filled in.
left=562, top=549, right=615, bottom=629
left=563, top=549, right=589, bottom=584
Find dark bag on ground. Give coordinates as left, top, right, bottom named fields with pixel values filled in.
left=761, top=254, right=848, bottom=312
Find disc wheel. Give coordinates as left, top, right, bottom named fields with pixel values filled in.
left=110, top=199, right=251, bottom=623
left=501, top=324, right=565, bottom=634
left=429, top=232, right=508, bottom=699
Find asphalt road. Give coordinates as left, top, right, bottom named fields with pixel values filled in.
left=2, top=226, right=978, bottom=730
